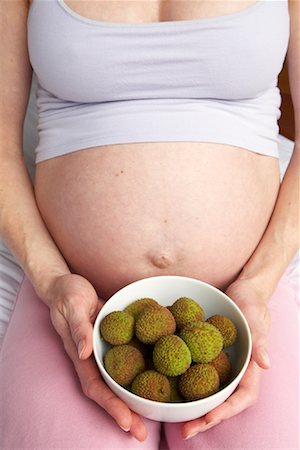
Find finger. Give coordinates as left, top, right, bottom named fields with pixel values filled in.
left=66, top=302, right=96, bottom=359
left=50, top=314, right=134, bottom=432
left=129, top=411, right=148, bottom=442
left=181, top=360, right=261, bottom=438
left=242, top=304, right=271, bottom=369
left=80, top=299, right=103, bottom=359
left=252, top=341, right=271, bottom=369
left=252, top=317, right=271, bottom=370
left=76, top=356, right=133, bottom=431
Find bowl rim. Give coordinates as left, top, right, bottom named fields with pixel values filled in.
left=93, top=275, right=252, bottom=408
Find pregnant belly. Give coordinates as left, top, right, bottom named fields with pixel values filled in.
left=34, top=142, right=280, bottom=300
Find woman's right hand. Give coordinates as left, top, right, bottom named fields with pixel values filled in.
left=44, top=273, right=148, bottom=442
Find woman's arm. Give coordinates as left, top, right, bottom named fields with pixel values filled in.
left=0, top=2, right=147, bottom=440
left=237, top=0, right=300, bottom=300
left=0, top=0, right=71, bottom=303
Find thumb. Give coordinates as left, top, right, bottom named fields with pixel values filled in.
left=251, top=332, right=271, bottom=369
left=68, top=304, right=94, bottom=360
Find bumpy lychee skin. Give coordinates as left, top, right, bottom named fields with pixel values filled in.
left=178, top=363, right=220, bottom=400
left=100, top=311, right=134, bottom=345
left=104, top=345, right=145, bottom=386
left=168, top=377, right=184, bottom=402
left=169, top=297, right=205, bottom=330
left=131, top=370, right=171, bottom=402
left=180, top=322, right=223, bottom=363
left=210, top=351, right=232, bottom=385
left=135, top=306, right=176, bottom=344
left=153, top=335, right=191, bottom=376
left=206, top=315, right=237, bottom=348
left=124, top=298, right=159, bottom=320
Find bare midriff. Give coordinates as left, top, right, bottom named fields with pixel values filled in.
left=34, top=142, right=280, bottom=300
left=33, top=1, right=281, bottom=300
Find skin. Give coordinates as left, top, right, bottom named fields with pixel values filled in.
left=1, top=0, right=299, bottom=443
left=34, top=143, right=279, bottom=299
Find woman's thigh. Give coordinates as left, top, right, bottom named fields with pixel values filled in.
left=164, top=274, right=299, bottom=450
left=0, top=276, right=161, bottom=449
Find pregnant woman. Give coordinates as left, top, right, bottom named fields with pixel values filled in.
left=0, top=0, right=299, bottom=448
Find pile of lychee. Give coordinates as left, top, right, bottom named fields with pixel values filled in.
left=99, top=297, right=238, bottom=403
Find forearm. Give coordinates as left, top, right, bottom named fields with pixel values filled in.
left=0, top=152, right=71, bottom=305
left=238, top=142, right=299, bottom=299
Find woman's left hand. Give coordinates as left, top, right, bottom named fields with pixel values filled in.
left=181, top=277, right=272, bottom=440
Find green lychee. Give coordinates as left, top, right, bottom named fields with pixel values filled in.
left=178, top=363, right=220, bottom=400
left=135, top=306, right=176, bottom=344
left=169, top=297, right=205, bottom=329
left=180, top=322, right=223, bottom=363
left=100, top=311, right=134, bottom=345
left=168, top=377, right=184, bottom=402
left=210, top=350, right=232, bottom=385
left=124, top=298, right=159, bottom=319
left=131, top=370, right=171, bottom=402
left=206, top=315, right=237, bottom=347
left=104, top=345, right=145, bottom=386
left=153, top=335, right=191, bottom=376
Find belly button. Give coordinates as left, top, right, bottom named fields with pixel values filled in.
left=149, top=253, right=174, bottom=269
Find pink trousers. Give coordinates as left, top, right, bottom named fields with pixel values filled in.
left=0, top=274, right=299, bottom=449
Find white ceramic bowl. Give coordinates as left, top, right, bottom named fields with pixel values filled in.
left=93, top=275, right=252, bottom=423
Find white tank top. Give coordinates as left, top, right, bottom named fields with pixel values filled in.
left=27, top=0, right=290, bottom=163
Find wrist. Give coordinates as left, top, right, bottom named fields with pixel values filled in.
left=28, top=266, right=71, bottom=307
left=237, top=264, right=283, bottom=303
left=236, top=236, right=297, bottom=302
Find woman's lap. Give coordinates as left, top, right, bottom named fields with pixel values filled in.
left=0, top=274, right=299, bottom=449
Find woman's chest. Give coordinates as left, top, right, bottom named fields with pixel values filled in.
left=29, top=0, right=259, bottom=24
left=28, top=0, right=289, bottom=105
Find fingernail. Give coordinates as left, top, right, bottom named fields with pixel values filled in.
left=120, top=425, right=130, bottom=432
left=184, top=430, right=198, bottom=440
left=200, top=420, right=221, bottom=431
left=78, top=340, right=84, bottom=358
left=260, top=349, right=271, bottom=367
